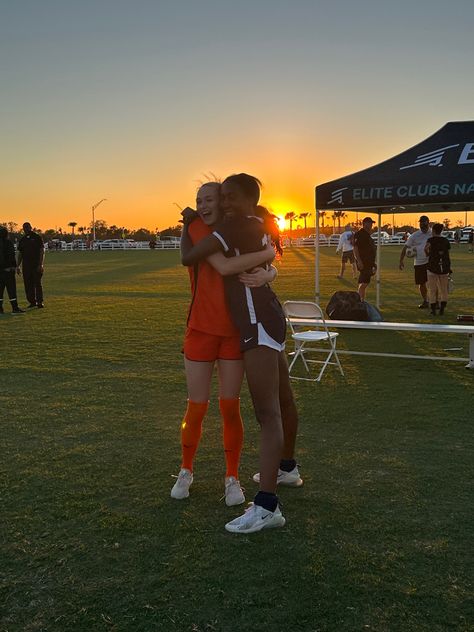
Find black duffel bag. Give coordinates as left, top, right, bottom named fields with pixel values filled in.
left=326, top=291, right=382, bottom=321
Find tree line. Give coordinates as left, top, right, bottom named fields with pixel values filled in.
left=283, top=211, right=463, bottom=236
left=1, top=221, right=182, bottom=242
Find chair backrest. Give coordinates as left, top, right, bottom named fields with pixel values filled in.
left=283, top=301, right=324, bottom=320
left=283, top=301, right=327, bottom=336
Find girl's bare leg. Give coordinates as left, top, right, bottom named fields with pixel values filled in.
left=278, top=351, right=298, bottom=460
left=243, top=346, right=283, bottom=494
left=184, top=358, right=214, bottom=402
left=216, top=359, right=244, bottom=399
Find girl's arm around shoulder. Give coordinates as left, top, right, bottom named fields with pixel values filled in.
left=181, top=231, right=222, bottom=266
left=205, top=243, right=275, bottom=276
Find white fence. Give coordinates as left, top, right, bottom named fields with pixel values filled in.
left=291, top=235, right=407, bottom=248
left=44, top=240, right=180, bottom=251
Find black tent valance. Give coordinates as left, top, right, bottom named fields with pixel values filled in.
left=316, top=121, right=474, bottom=212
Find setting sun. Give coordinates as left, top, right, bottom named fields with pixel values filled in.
left=275, top=216, right=286, bottom=231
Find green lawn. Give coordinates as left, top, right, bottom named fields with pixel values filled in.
left=1, top=246, right=473, bottom=632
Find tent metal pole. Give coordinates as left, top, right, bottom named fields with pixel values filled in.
left=376, top=211, right=381, bottom=309
left=315, top=206, right=320, bottom=305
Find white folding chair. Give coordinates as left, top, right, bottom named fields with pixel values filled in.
left=283, top=301, right=344, bottom=382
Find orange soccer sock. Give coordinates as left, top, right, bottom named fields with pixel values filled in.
left=180, top=400, right=209, bottom=472
left=219, top=398, right=244, bottom=478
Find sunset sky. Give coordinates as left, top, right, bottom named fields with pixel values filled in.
left=1, top=0, right=474, bottom=233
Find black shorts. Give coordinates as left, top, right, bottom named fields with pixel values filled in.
left=240, top=316, right=286, bottom=353
left=342, top=250, right=355, bottom=264
left=358, top=268, right=373, bottom=284
left=414, top=264, right=428, bottom=285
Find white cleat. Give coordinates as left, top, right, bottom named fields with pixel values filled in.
left=225, top=503, right=285, bottom=534
left=170, top=468, right=193, bottom=499
left=252, top=465, right=303, bottom=487
left=224, top=476, right=245, bottom=506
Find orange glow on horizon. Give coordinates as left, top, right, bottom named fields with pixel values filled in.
left=2, top=180, right=472, bottom=233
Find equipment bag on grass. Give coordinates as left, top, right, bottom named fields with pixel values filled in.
left=326, top=291, right=383, bottom=322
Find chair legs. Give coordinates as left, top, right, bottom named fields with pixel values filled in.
left=288, top=340, right=309, bottom=374
left=289, top=337, right=344, bottom=382
left=332, top=339, right=345, bottom=377
left=315, top=338, right=344, bottom=382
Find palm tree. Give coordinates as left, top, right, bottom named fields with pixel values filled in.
left=331, top=213, right=337, bottom=234
left=334, top=211, right=346, bottom=232
left=68, top=221, right=77, bottom=237
left=320, top=212, right=327, bottom=229
left=299, top=212, right=310, bottom=236
left=285, top=212, right=297, bottom=236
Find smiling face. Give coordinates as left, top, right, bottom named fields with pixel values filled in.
left=196, top=183, right=220, bottom=226
left=220, top=181, right=255, bottom=216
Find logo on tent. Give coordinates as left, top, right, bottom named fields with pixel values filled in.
left=327, top=187, right=348, bottom=205
left=400, top=144, right=460, bottom=170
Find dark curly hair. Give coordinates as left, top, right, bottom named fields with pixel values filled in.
left=222, top=173, right=283, bottom=256
left=222, top=173, right=262, bottom=205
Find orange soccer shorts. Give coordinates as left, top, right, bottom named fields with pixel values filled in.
left=183, top=328, right=242, bottom=362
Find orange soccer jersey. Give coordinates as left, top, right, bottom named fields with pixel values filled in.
left=186, top=218, right=239, bottom=338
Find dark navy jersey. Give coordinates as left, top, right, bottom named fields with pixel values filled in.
left=18, top=232, right=44, bottom=265
left=212, top=214, right=284, bottom=331
left=354, top=229, right=376, bottom=267
left=0, top=238, right=17, bottom=268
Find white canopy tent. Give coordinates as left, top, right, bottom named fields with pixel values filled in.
left=314, top=121, right=474, bottom=308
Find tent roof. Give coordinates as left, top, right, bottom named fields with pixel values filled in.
left=315, top=121, right=474, bottom=214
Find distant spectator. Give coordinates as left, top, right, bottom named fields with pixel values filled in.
left=469, top=229, right=473, bottom=253
left=0, top=226, right=24, bottom=314
left=17, top=222, right=45, bottom=309
left=425, top=223, right=452, bottom=316
left=336, top=224, right=356, bottom=279
left=353, top=217, right=376, bottom=300
left=454, top=227, right=462, bottom=245
left=399, top=215, right=431, bottom=308
left=149, top=238, right=157, bottom=249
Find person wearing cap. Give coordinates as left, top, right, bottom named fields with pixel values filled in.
left=336, top=224, right=357, bottom=279
left=353, top=217, right=377, bottom=300
left=399, top=215, right=432, bottom=308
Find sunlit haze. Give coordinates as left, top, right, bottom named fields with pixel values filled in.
left=2, top=0, right=474, bottom=233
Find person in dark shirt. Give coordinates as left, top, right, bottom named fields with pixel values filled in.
left=182, top=173, right=301, bottom=535
left=17, top=222, right=45, bottom=308
left=424, top=223, right=452, bottom=316
left=0, top=227, right=25, bottom=314
left=353, top=217, right=377, bottom=300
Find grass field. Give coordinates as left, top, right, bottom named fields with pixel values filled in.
left=1, top=246, right=473, bottom=632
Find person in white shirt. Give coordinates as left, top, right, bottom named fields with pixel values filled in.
left=336, top=224, right=356, bottom=279
left=399, top=215, right=432, bottom=308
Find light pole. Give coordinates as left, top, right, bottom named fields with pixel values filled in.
left=91, top=198, right=107, bottom=244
